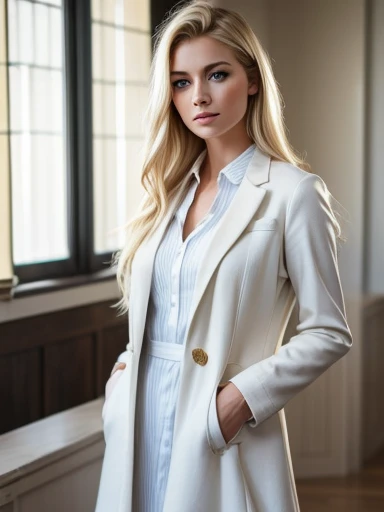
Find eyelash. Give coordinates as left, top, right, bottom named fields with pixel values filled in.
left=171, top=71, right=229, bottom=89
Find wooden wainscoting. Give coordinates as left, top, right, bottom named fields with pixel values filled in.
left=0, top=301, right=128, bottom=434
left=362, top=295, right=384, bottom=461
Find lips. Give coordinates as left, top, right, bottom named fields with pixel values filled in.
left=194, top=113, right=219, bottom=120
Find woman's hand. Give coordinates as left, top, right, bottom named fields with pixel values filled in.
left=110, top=362, right=126, bottom=377
left=105, top=362, right=126, bottom=401
left=216, top=382, right=253, bottom=444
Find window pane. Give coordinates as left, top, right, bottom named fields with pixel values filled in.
left=124, top=0, right=150, bottom=32
left=8, top=0, right=68, bottom=265
left=91, top=0, right=150, bottom=254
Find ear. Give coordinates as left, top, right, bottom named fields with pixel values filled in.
left=248, top=79, right=258, bottom=96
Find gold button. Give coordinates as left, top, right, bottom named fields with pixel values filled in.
left=192, top=348, right=208, bottom=366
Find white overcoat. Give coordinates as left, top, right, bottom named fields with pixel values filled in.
left=95, top=146, right=352, bottom=512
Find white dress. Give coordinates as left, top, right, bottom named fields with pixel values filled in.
left=131, top=145, right=255, bottom=512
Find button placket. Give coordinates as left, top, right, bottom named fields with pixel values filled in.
left=168, top=180, right=199, bottom=343
left=168, top=177, right=222, bottom=345
left=168, top=243, right=184, bottom=342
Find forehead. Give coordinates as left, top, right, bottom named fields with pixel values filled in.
left=170, top=36, right=235, bottom=70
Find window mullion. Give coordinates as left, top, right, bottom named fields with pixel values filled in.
left=68, top=0, right=94, bottom=275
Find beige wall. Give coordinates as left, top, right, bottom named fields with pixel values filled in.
left=268, top=0, right=365, bottom=474
left=218, top=0, right=365, bottom=474
left=212, top=0, right=270, bottom=49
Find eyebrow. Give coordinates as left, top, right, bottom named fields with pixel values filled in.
left=170, top=60, right=232, bottom=76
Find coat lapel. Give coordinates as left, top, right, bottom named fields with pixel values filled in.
left=184, top=146, right=271, bottom=342
left=129, top=146, right=271, bottom=355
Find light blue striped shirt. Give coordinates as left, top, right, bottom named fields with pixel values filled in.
left=144, top=143, right=256, bottom=346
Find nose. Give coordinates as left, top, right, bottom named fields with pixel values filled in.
left=192, top=80, right=211, bottom=106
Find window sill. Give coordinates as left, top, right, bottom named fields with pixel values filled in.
left=13, top=267, right=117, bottom=299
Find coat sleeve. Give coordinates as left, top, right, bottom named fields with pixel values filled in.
left=229, top=173, right=353, bottom=428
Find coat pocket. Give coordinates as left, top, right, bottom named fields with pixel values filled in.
left=245, top=217, right=278, bottom=232
left=207, top=387, right=245, bottom=455
left=206, top=363, right=246, bottom=455
left=219, top=362, right=244, bottom=384
left=102, top=368, right=125, bottom=422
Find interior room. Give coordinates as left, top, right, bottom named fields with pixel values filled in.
left=0, top=0, right=382, bottom=510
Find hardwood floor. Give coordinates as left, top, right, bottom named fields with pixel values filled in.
left=296, top=450, right=384, bottom=511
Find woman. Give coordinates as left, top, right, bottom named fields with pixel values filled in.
left=95, top=1, right=352, bottom=511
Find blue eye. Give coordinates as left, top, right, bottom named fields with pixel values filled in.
left=172, top=79, right=189, bottom=89
left=211, top=71, right=228, bottom=81
left=171, top=70, right=229, bottom=89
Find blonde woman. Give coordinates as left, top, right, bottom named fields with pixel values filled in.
left=95, top=1, right=352, bottom=511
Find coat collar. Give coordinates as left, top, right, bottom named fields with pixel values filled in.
left=129, top=145, right=271, bottom=355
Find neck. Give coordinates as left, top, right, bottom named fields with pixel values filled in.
left=199, top=119, right=254, bottom=183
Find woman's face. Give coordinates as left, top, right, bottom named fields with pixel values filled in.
left=170, top=36, right=258, bottom=141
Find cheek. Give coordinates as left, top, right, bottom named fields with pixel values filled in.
left=172, top=96, right=189, bottom=121
left=219, top=82, right=248, bottom=114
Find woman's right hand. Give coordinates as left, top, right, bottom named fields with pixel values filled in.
left=110, top=362, right=126, bottom=377
left=105, top=362, right=126, bottom=401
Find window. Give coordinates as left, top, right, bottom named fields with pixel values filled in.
left=0, top=0, right=152, bottom=293
left=0, top=0, right=182, bottom=298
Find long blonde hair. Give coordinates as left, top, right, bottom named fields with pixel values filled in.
left=111, top=0, right=310, bottom=316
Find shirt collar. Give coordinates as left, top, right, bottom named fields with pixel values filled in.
left=191, top=143, right=256, bottom=186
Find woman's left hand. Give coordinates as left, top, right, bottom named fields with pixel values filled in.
left=216, top=382, right=253, bottom=444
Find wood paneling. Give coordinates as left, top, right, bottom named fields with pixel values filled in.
left=0, top=301, right=127, bottom=434
left=362, top=297, right=384, bottom=461
left=0, top=302, right=125, bottom=354
left=0, top=349, right=42, bottom=434
left=44, top=336, right=94, bottom=416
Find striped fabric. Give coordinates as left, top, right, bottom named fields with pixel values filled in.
left=131, top=143, right=256, bottom=512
